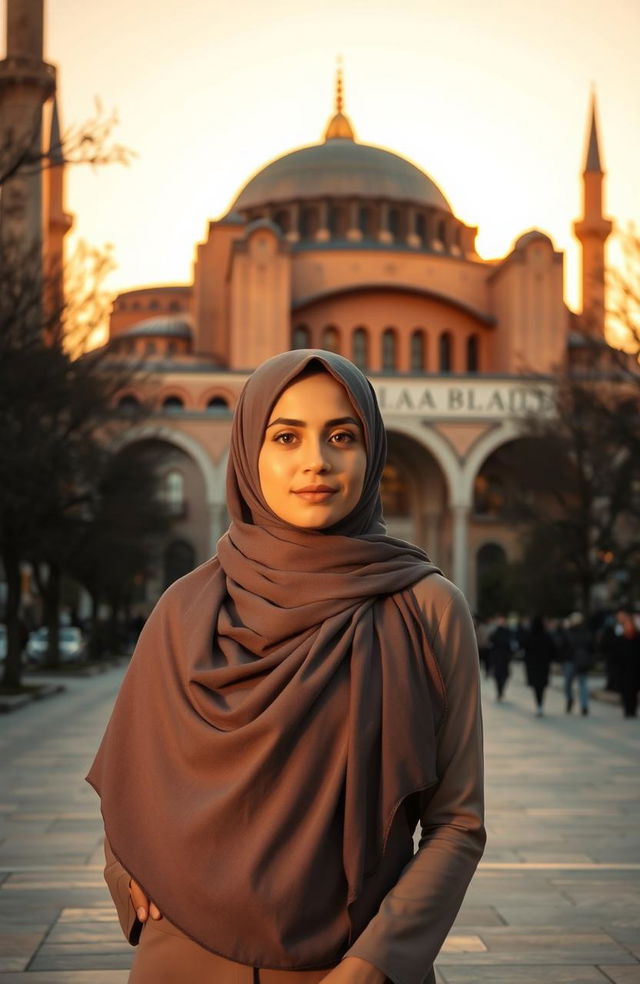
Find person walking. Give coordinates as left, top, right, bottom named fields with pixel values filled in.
left=523, top=615, right=556, bottom=716
left=560, top=612, right=593, bottom=715
left=488, top=614, right=514, bottom=701
left=87, top=350, right=485, bottom=984
left=610, top=609, right=640, bottom=718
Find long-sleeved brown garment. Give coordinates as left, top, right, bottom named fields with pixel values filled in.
left=102, top=572, right=485, bottom=984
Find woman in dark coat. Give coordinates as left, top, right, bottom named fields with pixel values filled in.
left=523, top=615, right=556, bottom=716
left=611, top=610, right=640, bottom=718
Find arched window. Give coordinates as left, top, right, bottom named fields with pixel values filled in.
left=322, top=325, right=340, bottom=353
left=329, top=205, right=346, bottom=238
left=164, top=540, right=196, bottom=590
left=467, top=334, right=479, bottom=372
left=145, top=340, right=157, bottom=356
left=439, top=332, right=452, bottom=372
left=149, top=300, right=159, bottom=310
left=382, top=328, right=397, bottom=371
left=300, top=207, right=318, bottom=239
left=292, top=324, right=310, bottom=349
left=117, top=394, right=140, bottom=413
left=161, top=470, right=185, bottom=517
left=168, top=300, right=181, bottom=312
left=273, top=209, right=290, bottom=235
left=410, top=329, right=426, bottom=372
left=206, top=396, right=230, bottom=415
left=415, top=213, right=426, bottom=245
left=359, top=206, right=373, bottom=237
left=167, top=340, right=177, bottom=358
left=162, top=395, right=184, bottom=412
left=388, top=208, right=401, bottom=241
left=352, top=327, right=368, bottom=370
left=437, top=219, right=447, bottom=249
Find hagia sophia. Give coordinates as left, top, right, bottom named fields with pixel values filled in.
left=1, top=0, right=615, bottom=612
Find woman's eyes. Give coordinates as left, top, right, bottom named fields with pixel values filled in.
left=272, top=430, right=358, bottom=446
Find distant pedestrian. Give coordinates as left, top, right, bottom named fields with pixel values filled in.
left=475, top=616, right=492, bottom=678
left=560, top=612, right=593, bottom=715
left=489, top=615, right=515, bottom=701
left=610, top=610, right=640, bottom=719
left=523, top=615, right=556, bottom=716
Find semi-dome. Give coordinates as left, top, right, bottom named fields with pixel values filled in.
left=232, top=139, right=452, bottom=214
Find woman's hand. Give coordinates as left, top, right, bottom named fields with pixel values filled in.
left=129, top=877, right=163, bottom=922
left=321, top=957, right=386, bottom=983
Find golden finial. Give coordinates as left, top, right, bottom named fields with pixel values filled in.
left=336, top=55, right=344, bottom=114
left=324, top=56, right=355, bottom=142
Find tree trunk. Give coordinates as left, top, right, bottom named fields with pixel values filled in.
left=43, top=563, right=61, bottom=668
left=1, top=540, right=24, bottom=689
left=87, top=590, right=102, bottom=662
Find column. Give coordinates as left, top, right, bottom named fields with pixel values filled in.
left=423, top=511, right=440, bottom=565
left=451, top=502, right=470, bottom=598
left=209, top=502, right=227, bottom=554
left=285, top=203, right=300, bottom=243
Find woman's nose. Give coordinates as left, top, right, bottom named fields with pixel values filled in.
left=302, top=437, right=331, bottom=472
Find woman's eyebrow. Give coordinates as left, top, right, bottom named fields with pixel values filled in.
left=265, top=416, right=361, bottom=430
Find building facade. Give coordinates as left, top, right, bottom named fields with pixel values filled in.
left=107, top=76, right=611, bottom=611
left=2, top=0, right=614, bottom=612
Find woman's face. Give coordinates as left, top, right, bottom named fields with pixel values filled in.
left=258, top=371, right=367, bottom=529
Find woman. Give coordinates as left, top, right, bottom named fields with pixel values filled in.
left=610, top=609, right=640, bottom=719
left=523, top=615, right=556, bottom=717
left=87, top=350, right=485, bottom=984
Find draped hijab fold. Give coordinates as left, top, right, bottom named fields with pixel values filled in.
left=87, top=350, right=443, bottom=968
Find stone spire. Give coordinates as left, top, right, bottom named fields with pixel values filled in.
left=584, top=90, right=603, bottom=173
left=323, top=58, right=356, bottom=142
left=573, top=89, right=612, bottom=336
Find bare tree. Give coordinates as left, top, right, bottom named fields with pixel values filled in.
left=0, top=237, right=162, bottom=688
left=0, top=97, right=133, bottom=189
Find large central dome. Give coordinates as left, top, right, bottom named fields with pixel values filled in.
left=232, top=137, right=452, bottom=214
left=230, top=69, right=451, bottom=216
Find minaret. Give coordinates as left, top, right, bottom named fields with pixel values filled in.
left=0, top=0, right=56, bottom=258
left=573, top=92, right=612, bottom=336
left=43, top=96, right=73, bottom=330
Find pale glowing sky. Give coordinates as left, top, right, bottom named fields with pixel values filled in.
left=17, top=0, right=640, bottom=310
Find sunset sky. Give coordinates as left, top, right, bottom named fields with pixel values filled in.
left=19, top=0, right=640, bottom=311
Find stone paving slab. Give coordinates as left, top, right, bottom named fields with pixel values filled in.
left=0, top=666, right=638, bottom=981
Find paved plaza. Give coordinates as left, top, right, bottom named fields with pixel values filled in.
left=0, top=662, right=638, bottom=983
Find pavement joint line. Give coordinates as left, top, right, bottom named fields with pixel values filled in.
left=2, top=861, right=640, bottom=874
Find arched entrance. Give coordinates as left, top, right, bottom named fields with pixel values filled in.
left=384, top=431, right=448, bottom=564
left=116, top=436, right=210, bottom=605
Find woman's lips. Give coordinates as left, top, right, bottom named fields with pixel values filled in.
left=293, top=486, right=338, bottom=502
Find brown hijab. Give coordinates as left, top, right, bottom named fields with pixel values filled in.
left=87, top=350, right=442, bottom=968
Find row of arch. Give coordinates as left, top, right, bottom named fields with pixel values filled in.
left=292, top=324, right=481, bottom=373
left=117, top=393, right=232, bottom=414
left=243, top=200, right=472, bottom=256
left=114, top=297, right=187, bottom=314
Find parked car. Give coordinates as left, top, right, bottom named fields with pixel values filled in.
left=26, top=626, right=87, bottom=664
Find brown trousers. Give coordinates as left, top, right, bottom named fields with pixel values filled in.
left=128, top=914, right=334, bottom=983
